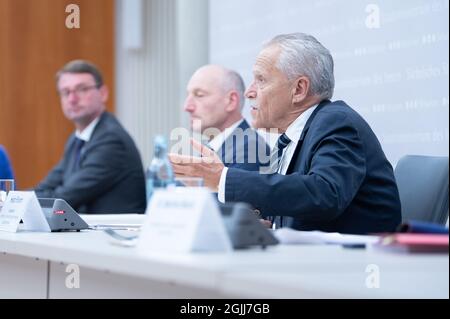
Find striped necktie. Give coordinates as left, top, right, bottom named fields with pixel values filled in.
left=268, top=133, right=291, bottom=173
left=267, top=133, right=291, bottom=228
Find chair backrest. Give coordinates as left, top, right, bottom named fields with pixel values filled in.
left=394, top=155, right=449, bottom=225
left=0, top=146, right=14, bottom=179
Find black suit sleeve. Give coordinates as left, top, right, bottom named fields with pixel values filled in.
left=35, top=132, right=127, bottom=209
left=34, top=158, right=66, bottom=196
left=225, top=112, right=367, bottom=223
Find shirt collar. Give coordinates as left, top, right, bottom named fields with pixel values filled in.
left=284, top=104, right=318, bottom=143
left=207, top=119, right=244, bottom=152
left=75, top=116, right=101, bottom=142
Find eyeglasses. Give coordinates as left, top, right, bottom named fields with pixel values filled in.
left=58, top=85, right=99, bottom=99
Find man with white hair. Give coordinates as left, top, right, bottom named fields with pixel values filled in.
left=184, top=64, right=268, bottom=171
left=171, top=33, right=401, bottom=234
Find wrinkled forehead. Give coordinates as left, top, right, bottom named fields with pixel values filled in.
left=253, top=45, right=282, bottom=75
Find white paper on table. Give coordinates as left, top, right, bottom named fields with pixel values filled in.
left=274, top=228, right=379, bottom=245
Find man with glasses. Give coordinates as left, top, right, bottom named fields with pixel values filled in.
left=34, top=60, right=146, bottom=214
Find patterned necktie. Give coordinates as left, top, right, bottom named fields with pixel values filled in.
left=268, top=133, right=291, bottom=173
left=267, top=133, right=291, bottom=229
left=72, top=138, right=85, bottom=172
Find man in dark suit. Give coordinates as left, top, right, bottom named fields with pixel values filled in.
left=0, top=145, right=14, bottom=179
left=183, top=65, right=269, bottom=171
left=170, top=33, right=401, bottom=234
left=35, top=60, right=146, bottom=214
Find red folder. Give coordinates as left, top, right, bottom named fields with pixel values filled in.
left=374, top=234, right=449, bottom=253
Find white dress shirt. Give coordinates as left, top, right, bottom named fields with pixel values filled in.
left=218, top=105, right=318, bottom=203
left=75, top=116, right=100, bottom=142
left=207, top=119, right=244, bottom=152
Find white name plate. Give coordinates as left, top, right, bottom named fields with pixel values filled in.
left=0, top=191, right=50, bottom=233
left=137, top=188, right=232, bottom=254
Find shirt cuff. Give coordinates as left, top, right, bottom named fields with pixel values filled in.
left=217, top=167, right=228, bottom=203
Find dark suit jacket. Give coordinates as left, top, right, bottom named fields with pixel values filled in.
left=35, top=112, right=146, bottom=214
left=0, top=145, right=14, bottom=179
left=218, top=120, right=270, bottom=171
left=225, top=100, right=401, bottom=234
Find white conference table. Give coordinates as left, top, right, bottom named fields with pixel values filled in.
left=0, top=214, right=448, bottom=299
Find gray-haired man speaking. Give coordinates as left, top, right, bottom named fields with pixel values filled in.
left=170, top=33, right=401, bottom=234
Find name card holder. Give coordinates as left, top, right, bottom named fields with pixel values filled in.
left=0, top=191, right=51, bottom=233
left=137, top=188, right=232, bottom=254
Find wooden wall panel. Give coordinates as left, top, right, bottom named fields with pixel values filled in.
left=0, top=0, right=115, bottom=188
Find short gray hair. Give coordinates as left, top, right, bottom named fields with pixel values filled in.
left=222, top=69, right=246, bottom=109
left=264, top=33, right=335, bottom=100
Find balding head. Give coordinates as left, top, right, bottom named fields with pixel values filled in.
left=184, top=65, right=245, bottom=134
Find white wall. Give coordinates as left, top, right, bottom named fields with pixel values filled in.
left=209, top=0, right=449, bottom=165
left=115, top=0, right=209, bottom=167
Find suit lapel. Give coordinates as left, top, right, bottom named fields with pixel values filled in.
left=63, top=113, right=109, bottom=181
left=78, top=112, right=108, bottom=160
left=286, top=100, right=330, bottom=174
left=218, top=119, right=249, bottom=164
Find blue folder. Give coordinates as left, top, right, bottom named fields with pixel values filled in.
left=398, top=220, right=449, bottom=234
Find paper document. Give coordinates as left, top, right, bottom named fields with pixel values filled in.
left=89, top=224, right=141, bottom=231
left=274, top=228, right=379, bottom=245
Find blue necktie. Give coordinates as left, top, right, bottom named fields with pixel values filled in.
left=72, top=138, right=85, bottom=172
left=268, top=133, right=291, bottom=228
left=269, top=133, right=291, bottom=173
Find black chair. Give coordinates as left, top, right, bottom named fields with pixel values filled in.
left=394, top=155, right=449, bottom=225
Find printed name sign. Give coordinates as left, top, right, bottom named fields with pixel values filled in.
left=0, top=191, right=50, bottom=233
left=137, top=188, right=232, bottom=254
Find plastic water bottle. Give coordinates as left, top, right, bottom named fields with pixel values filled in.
left=146, top=135, right=174, bottom=202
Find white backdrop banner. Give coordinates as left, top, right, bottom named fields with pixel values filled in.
left=209, top=0, right=449, bottom=165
